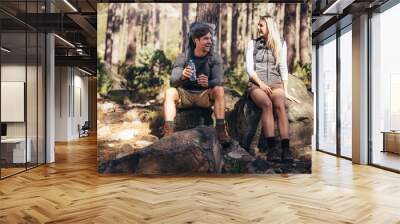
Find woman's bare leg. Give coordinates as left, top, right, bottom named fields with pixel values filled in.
left=250, top=88, right=274, bottom=138
left=271, top=87, right=292, bottom=162
left=271, top=88, right=289, bottom=139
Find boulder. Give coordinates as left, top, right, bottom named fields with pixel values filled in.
left=150, top=107, right=214, bottom=137
left=227, top=74, right=313, bottom=153
left=99, top=126, right=223, bottom=174
left=149, top=87, right=240, bottom=137
left=223, top=87, right=241, bottom=112
left=174, top=107, right=214, bottom=131
left=227, top=98, right=262, bottom=151
left=98, top=126, right=311, bottom=174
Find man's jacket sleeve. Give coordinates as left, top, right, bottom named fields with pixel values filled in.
left=170, top=54, right=185, bottom=87
left=208, top=55, right=224, bottom=88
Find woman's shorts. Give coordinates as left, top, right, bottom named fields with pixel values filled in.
left=246, top=82, right=284, bottom=98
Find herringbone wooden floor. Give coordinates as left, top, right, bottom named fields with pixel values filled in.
left=1, top=135, right=400, bottom=224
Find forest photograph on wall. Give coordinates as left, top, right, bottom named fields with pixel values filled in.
left=97, top=2, right=313, bottom=174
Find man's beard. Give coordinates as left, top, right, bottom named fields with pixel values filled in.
left=203, top=45, right=211, bottom=52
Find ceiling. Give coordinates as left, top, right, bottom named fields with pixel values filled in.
left=0, top=0, right=97, bottom=74
left=312, top=0, right=390, bottom=43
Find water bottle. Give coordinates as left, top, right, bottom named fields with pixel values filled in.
left=188, top=59, right=196, bottom=81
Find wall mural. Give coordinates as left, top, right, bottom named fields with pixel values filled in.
left=97, top=2, right=313, bottom=174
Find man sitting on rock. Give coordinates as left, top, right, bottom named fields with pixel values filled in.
left=162, top=22, right=229, bottom=145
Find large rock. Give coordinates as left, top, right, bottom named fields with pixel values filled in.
left=150, top=107, right=214, bottom=137
left=149, top=87, right=241, bottom=137
left=227, top=74, right=313, bottom=152
left=174, top=108, right=214, bottom=131
left=223, top=87, right=241, bottom=112
left=98, top=126, right=311, bottom=174
left=99, top=126, right=223, bottom=174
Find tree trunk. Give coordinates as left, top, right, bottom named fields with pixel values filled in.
left=231, top=3, right=239, bottom=66
left=143, top=9, right=151, bottom=46
left=238, top=4, right=247, bottom=64
left=162, top=13, right=167, bottom=51
left=195, top=3, right=220, bottom=43
left=142, top=14, right=145, bottom=47
left=295, top=4, right=301, bottom=65
left=300, top=3, right=311, bottom=65
left=105, top=3, right=115, bottom=65
left=251, top=3, right=257, bottom=39
left=246, top=3, right=251, bottom=40
left=135, top=6, right=143, bottom=49
left=125, top=6, right=137, bottom=65
left=150, top=4, right=154, bottom=46
left=154, top=4, right=160, bottom=48
left=277, top=3, right=285, bottom=38
left=195, top=3, right=220, bottom=25
left=283, top=3, right=296, bottom=73
left=219, top=3, right=228, bottom=65
left=181, top=3, right=189, bottom=52
left=111, top=4, right=123, bottom=65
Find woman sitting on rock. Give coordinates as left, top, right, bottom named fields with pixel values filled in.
left=245, top=16, right=300, bottom=163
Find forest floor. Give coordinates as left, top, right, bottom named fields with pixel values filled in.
left=97, top=99, right=160, bottom=163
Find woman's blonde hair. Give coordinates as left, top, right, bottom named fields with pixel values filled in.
left=260, top=16, right=282, bottom=64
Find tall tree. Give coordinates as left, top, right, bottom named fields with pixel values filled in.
left=125, top=5, right=137, bottom=65
left=237, top=4, right=247, bottom=64
left=104, top=3, right=124, bottom=89
left=246, top=3, right=251, bottom=40
left=251, top=3, right=257, bottom=39
left=110, top=4, right=123, bottom=65
left=161, top=13, right=168, bottom=51
left=195, top=3, right=220, bottom=42
left=148, top=4, right=154, bottom=46
left=143, top=8, right=151, bottom=46
left=104, top=3, right=116, bottom=64
left=231, top=3, right=239, bottom=66
left=136, top=8, right=141, bottom=49
left=295, top=4, right=301, bottom=64
left=300, top=3, right=311, bottom=65
left=153, top=4, right=160, bottom=48
left=283, top=3, right=296, bottom=73
left=181, top=3, right=189, bottom=52
left=219, top=3, right=228, bottom=65
left=276, top=3, right=285, bottom=37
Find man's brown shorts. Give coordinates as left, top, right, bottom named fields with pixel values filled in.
left=176, top=88, right=214, bottom=109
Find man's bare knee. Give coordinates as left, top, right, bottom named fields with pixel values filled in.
left=165, top=87, right=178, bottom=101
left=212, top=86, right=224, bottom=98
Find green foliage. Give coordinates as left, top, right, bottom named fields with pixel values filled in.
left=97, top=57, right=112, bottom=96
left=164, top=48, right=178, bottom=65
left=293, top=60, right=312, bottom=90
left=224, top=65, right=249, bottom=96
left=119, top=47, right=172, bottom=99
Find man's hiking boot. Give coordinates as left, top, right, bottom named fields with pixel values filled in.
left=215, top=124, right=231, bottom=146
left=163, top=123, right=174, bottom=137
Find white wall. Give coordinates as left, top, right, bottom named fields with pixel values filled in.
left=54, top=67, right=89, bottom=141
left=55, top=66, right=69, bottom=141
left=312, top=45, right=316, bottom=150
left=1, top=65, right=26, bottom=140
left=1, top=63, right=46, bottom=164
left=1, top=65, right=40, bottom=137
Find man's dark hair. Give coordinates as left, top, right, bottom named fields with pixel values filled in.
left=191, top=26, right=211, bottom=42
left=186, top=22, right=214, bottom=58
